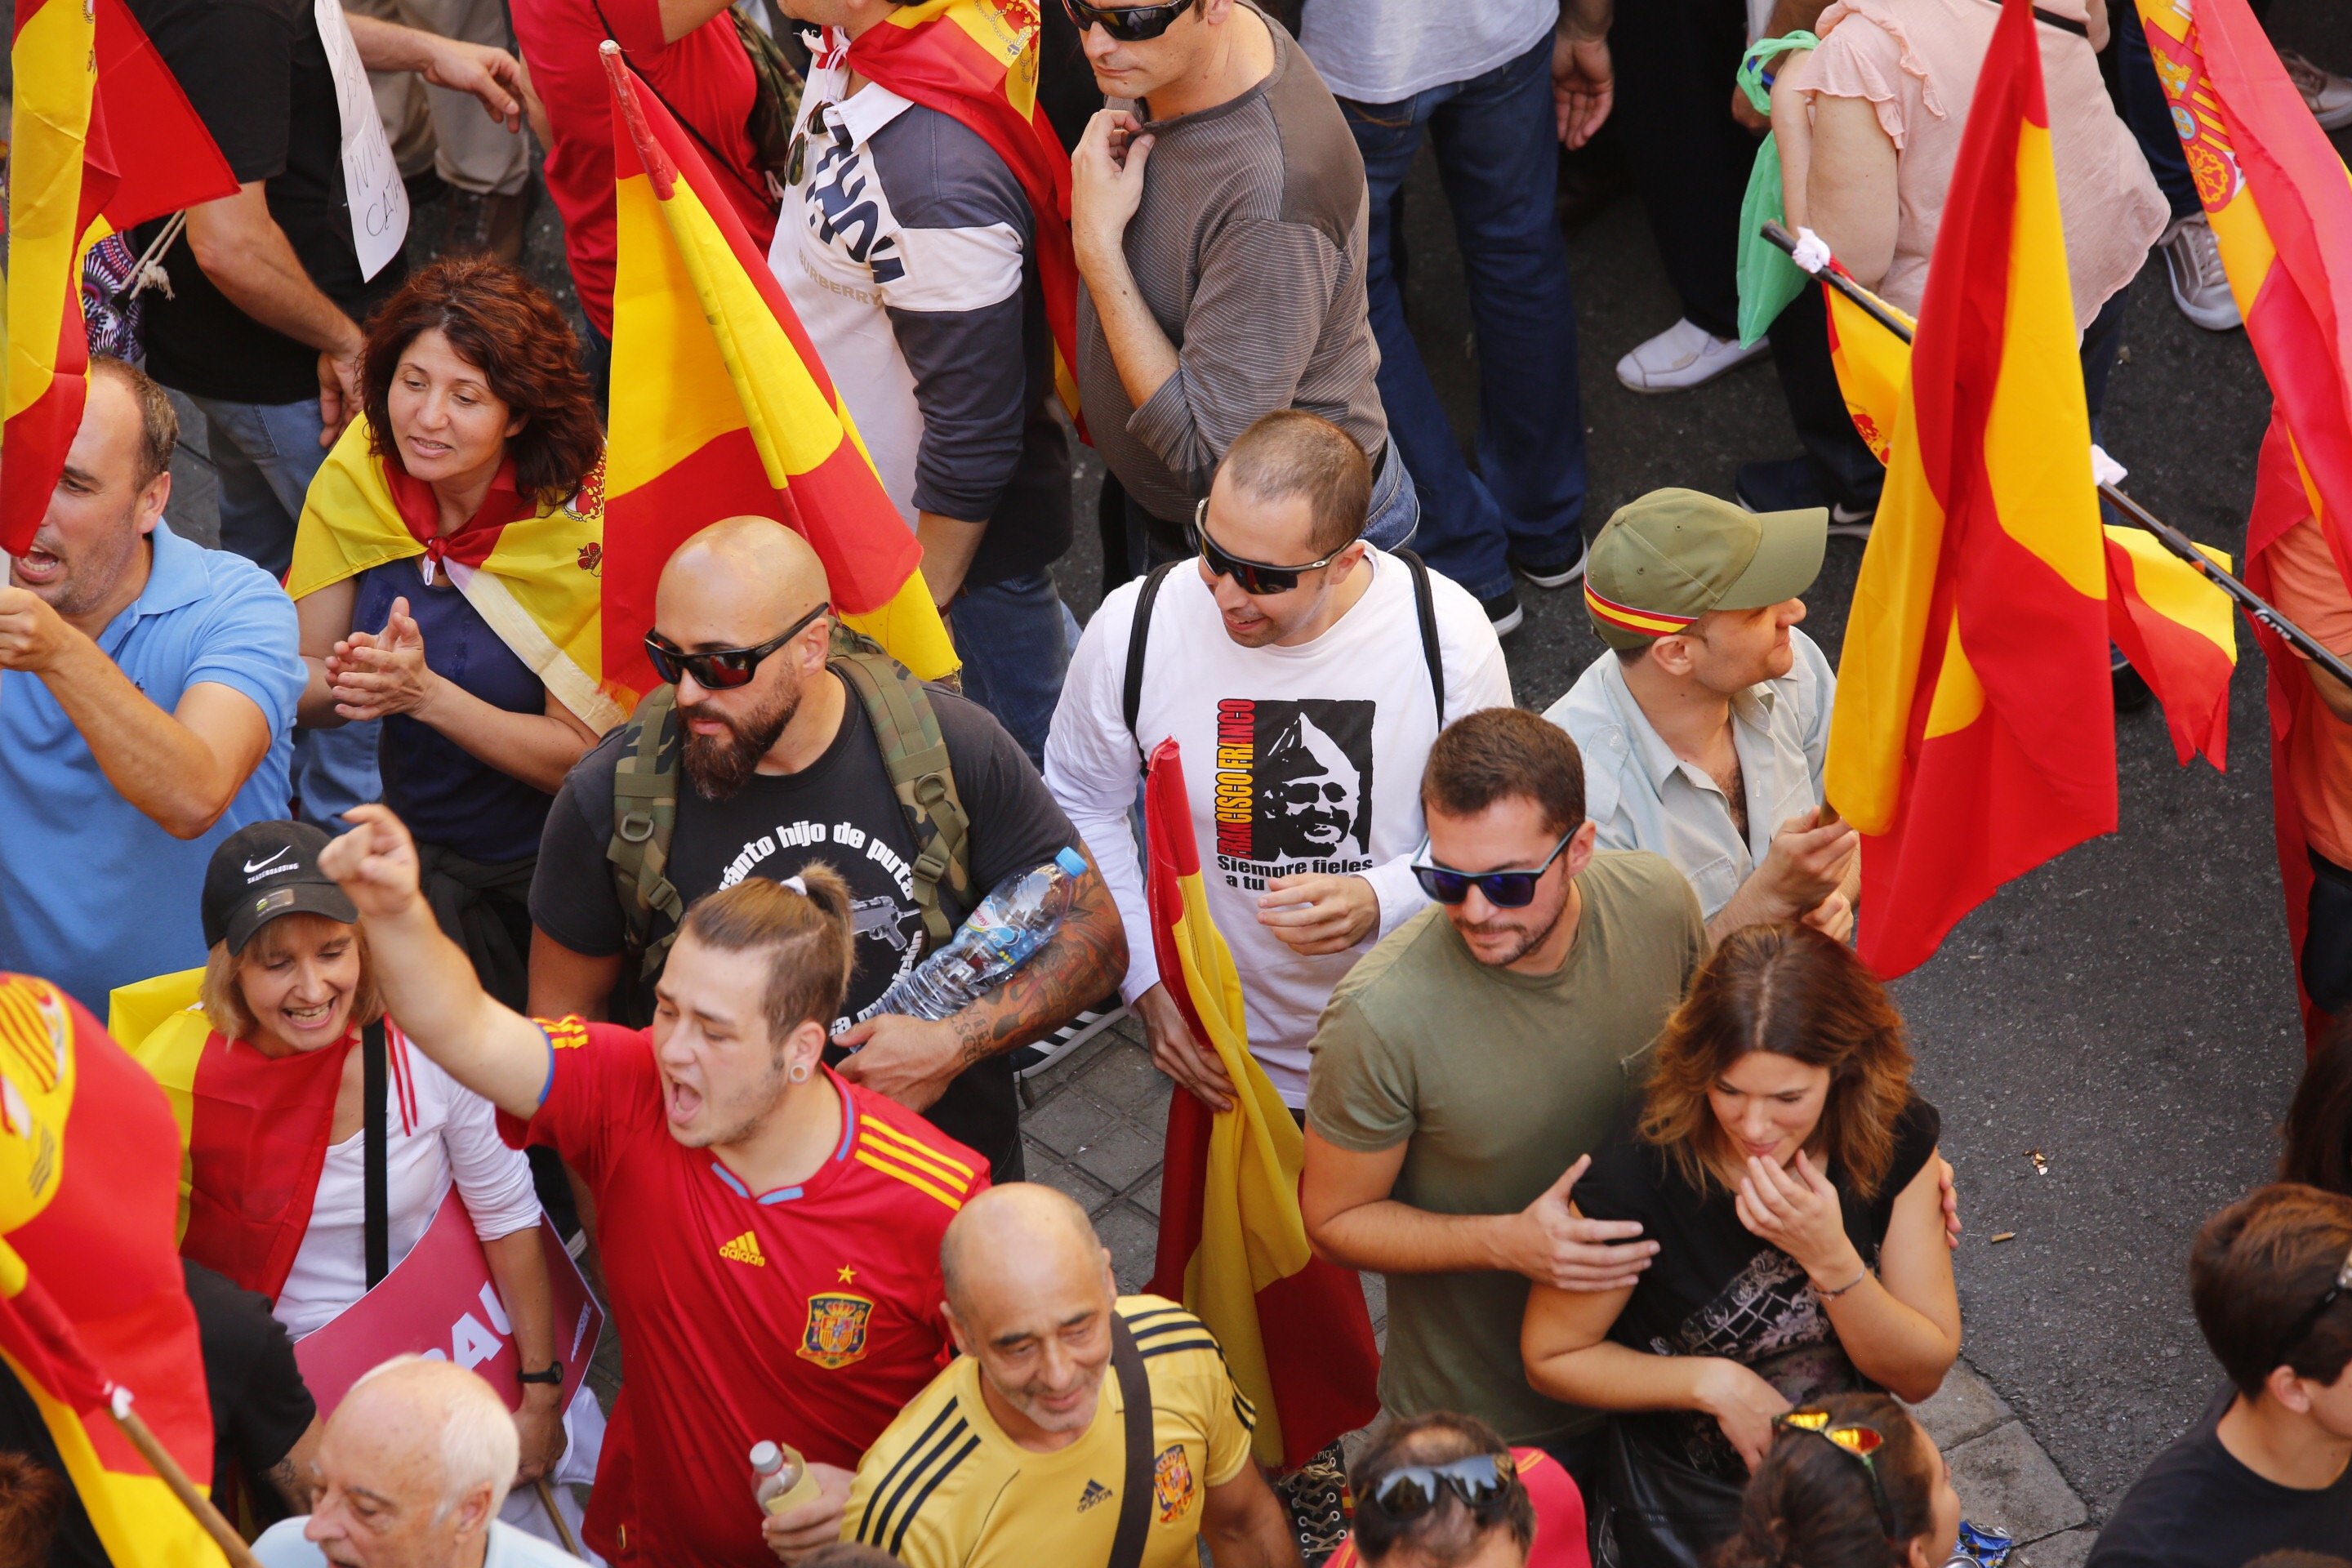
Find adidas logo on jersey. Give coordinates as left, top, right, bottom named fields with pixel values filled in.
left=718, top=1230, right=767, bottom=1267
left=1076, top=1479, right=1114, bottom=1513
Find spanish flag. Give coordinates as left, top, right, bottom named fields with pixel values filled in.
left=847, top=0, right=1080, bottom=421
left=2135, top=0, right=2352, bottom=1040
left=2, top=0, right=235, bottom=553
left=0, top=973, right=225, bottom=1566
left=1822, top=265, right=2237, bottom=770
left=287, top=420, right=630, bottom=733
left=1823, top=0, right=2115, bottom=978
left=601, top=48, right=958, bottom=691
left=1143, top=741, right=1379, bottom=1472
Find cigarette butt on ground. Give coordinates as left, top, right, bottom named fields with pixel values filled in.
left=1991, top=1232, right=2016, bottom=1244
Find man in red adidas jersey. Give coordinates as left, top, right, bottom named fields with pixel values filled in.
left=319, top=803, right=987, bottom=1567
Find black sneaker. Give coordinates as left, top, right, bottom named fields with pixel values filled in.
left=1737, top=457, right=1877, bottom=536
left=1512, top=534, right=1588, bottom=590
left=1484, top=588, right=1526, bottom=635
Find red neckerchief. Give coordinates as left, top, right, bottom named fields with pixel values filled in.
left=383, top=456, right=529, bottom=582
left=178, top=1030, right=360, bottom=1302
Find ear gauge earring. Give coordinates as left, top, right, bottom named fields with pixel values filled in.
left=789, top=1064, right=812, bottom=1084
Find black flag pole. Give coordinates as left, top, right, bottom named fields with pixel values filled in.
left=1760, top=219, right=2352, bottom=691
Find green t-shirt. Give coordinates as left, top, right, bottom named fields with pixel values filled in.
left=1305, top=850, right=1706, bottom=1447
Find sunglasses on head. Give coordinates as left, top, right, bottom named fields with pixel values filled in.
left=1060, top=0, right=1200, bottom=42
left=2277, top=1243, right=2352, bottom=1365
left=1410, top=829, right=1577, bottom=908
left=1357, top=1452, right=1519, bottom=1523
left=1189, top=498, right=1355, bottom=595
left=644, top=602, right=828, bottom=691
left=1775, top=1410, right=1899, bottom=1536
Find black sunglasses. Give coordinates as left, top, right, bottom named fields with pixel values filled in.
left=786, top=99, right=843, bottom=188
left=1060, top=0, right=1200, bottom=42
left=1188, top=498, right=1355, bottom=595
left=644, top=603, right=828, bottom=691
left=1410, top=829, right=1577, bottom=909
left=1357, top=1452, right=1519, bottom=1522
left=2277, top=1244, right=2352, bottom=1365
left=1775, top=1410, right=1899, bottom=1537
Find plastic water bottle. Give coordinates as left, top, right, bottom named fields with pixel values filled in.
left=751, top=1441, right=801, bottom=1512
left=849, top=847, right=1089, bottom=1027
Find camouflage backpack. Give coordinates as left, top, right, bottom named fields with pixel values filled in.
left=604, top=626, right=973, bottom=987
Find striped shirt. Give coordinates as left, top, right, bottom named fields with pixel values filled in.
left=1076, top=2, right=1388, bottom=524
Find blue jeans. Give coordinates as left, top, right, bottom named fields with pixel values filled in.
left=2117, top=3, right=2200, bottom=222
left=950, top=569, right=1080, bottom=766
left=185, top=394, right=382, bottom=823
left=1340, top=34, right=1587, bottom=601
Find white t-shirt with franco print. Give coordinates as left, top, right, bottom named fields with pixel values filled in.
left=1045, top=550, right=1512, bottom=1103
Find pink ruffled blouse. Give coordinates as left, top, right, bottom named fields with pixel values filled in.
left=1784, top=0, right=2167, bottom=327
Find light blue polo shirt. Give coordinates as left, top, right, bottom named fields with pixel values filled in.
left=0, top=522, right=303, bottom=1013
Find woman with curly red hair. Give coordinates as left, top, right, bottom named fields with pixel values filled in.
left=288, top=256, right=621, bottom=1007
left=1519, top=924, right=1959, bottom=1566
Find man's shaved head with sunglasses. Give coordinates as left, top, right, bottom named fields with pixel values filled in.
left=1192, top=410, right=1374, bottom=650
left=653, top=517, right=838, bottom=800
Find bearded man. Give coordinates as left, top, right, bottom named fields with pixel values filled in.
left=526, top=516, right=1121, bottom=1180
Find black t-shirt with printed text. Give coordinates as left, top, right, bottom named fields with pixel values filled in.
left=531, top=676, right=1083, bottom=1176
left=2086, top=1385, right=2352, bottom=1568
left=1573, top=1096, right=1943, bottom=1481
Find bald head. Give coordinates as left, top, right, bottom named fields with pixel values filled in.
left=305, top=1357, right=516, bottom=1564
left=654, top=516, right=831, bottom=652
left=942, top=1183, right=1106, bottom=1320
left=940, top=1186, right=1120, bottom=1446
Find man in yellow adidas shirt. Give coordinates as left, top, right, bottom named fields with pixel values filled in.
left=843, top=1184, right=1301, bottom=1567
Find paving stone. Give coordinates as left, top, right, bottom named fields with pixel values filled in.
left=2012, top=1528, right=2096, bottom=1568
left=1908, top=1360, right=2015, bottom=1449
left=1125, top=1167, right=1162, bottom=1212
left=1022, top=1087, right=1116, bottom=1158
left=1076, top=1038, right=1174, bottom=1120
left=1947, top=1422, right=2088, bottom=1543
left=1094, top=1201, right=1162, bottom=1292
left=1031, top=1157, right=1118, bottom=1218
left=1071, top=1120, right=1165, bottom=1190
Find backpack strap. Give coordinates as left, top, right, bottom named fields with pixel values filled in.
left=1107, top=1309, right=1155, bottom=1568
left=1121, top=561, right=1184, bottom=757
left=832, top=650, right=972, bottom=949
left=362, top=1020, right=390, bottom=1290
left=607, top=684, right=686, bottom=981
left=1393, top=548, right=1446, bottom=728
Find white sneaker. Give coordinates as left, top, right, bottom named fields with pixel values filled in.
left=2280, top=49, right=2352, bottom=131
left=1615, top=318, right=1771, bottom=393
left=2159, top=215, right=2240, bottom=332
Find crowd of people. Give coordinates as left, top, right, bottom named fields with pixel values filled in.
left=7, top=0, right=2352, bottom=1566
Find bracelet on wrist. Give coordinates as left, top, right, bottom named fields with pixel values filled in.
left=1814, top=1266, right=1871, bottom=1301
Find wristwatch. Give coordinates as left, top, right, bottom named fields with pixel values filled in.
left=517, top=1361, right=564, bottom=1387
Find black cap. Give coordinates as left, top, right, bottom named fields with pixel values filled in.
left=202, top=822, right=359, bottom=955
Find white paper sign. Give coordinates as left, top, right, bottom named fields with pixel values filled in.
left=316, top=0, right=409, bottom=280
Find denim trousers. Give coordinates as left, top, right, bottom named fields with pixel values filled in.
left=1339, top=33, right=1587, bottom=602
left=949, top=569, right=1081, bottom=767
left=2115, top=2, right=2200, bottom=223
left=185, top=394, right=382, bottom=823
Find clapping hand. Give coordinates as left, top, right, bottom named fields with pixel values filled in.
left=327, top=596, right=436, bottom=722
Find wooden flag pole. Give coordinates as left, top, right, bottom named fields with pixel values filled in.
left=1760, top=219, right=2352, bottom=691
left=107, top=1394, right=265, bottom=1568
left=536, top=1477, right=582, bottom=1557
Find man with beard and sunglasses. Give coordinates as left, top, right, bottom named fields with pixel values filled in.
left=528, top=517, right=1124, bottom=1181
left=1044, top=412, right=1508, bottom=1119
left=1062, top=0, right=1422, bottom=577
left=1298, top=707, right=1704, bottom=1494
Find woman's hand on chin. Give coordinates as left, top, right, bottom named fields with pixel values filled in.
left=1693, top=1359, right=1791, bottom=1473
left=1735, top=1149, right=1860, bottom=1282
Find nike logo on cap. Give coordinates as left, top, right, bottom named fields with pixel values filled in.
left=243, top=847, right=295, bottom=877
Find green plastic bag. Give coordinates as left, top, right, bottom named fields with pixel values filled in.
left=1735, top=33, right=1819, bottom=348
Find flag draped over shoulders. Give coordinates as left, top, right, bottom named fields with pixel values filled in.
left=1822, top=0, right=2115, bottom=978
left=845, top=0, right=1082, bottom=422
left=288, top=419, right=629, bottom=733
left=0, top=973, right=224, bottom=1566
left=1142, top=741, right=1379, bottom=1472
left=600, top=47, right=959, bottom=692
left=2, top=0, right=236, bottom=554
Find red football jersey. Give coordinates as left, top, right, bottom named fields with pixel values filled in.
left=501, top=1019, right=987, bottom=1566
left=1325, top=1447, right=1589, bottom=1568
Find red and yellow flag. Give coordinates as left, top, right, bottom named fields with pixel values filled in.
left=600, top=49, right=957, bottom=692
left=0, top=974, right=224, bottom=1566
left=847, top=0, right=1081, bottom=421
left=1143, top=741, right=1379, bottom=1471
left=1823, top=0, right=2115, bottom=978
left=2, top=0, right=235, bottom=554
left=2135, top=0, right=2352, bottom=1039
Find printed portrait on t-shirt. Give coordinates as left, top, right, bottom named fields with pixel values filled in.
left=1211, top=697, right=1376, bottom=889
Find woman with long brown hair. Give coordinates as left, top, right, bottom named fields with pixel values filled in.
left=1520, top=924, right=1958, bottom=1566
left=288, top=255, right=623, bottom=1008
left=1715, top=1392, right=1960, bottom=1568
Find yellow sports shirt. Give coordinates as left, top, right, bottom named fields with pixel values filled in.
left=844, top=1296, right=1258, bottom=1568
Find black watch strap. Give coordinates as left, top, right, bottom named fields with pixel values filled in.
left=517, top=1361, right=564, bottom=1387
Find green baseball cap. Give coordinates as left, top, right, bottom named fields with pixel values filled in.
left=1581, top=488, right=1827, bottom=653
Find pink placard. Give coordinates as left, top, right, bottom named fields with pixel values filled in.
left=295, top=1187, right=603, bottom=1419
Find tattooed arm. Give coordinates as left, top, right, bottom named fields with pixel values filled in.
left=832, top=848, right=1128, bottom=1113
left=267, top=1416, right=323, bottom=1512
